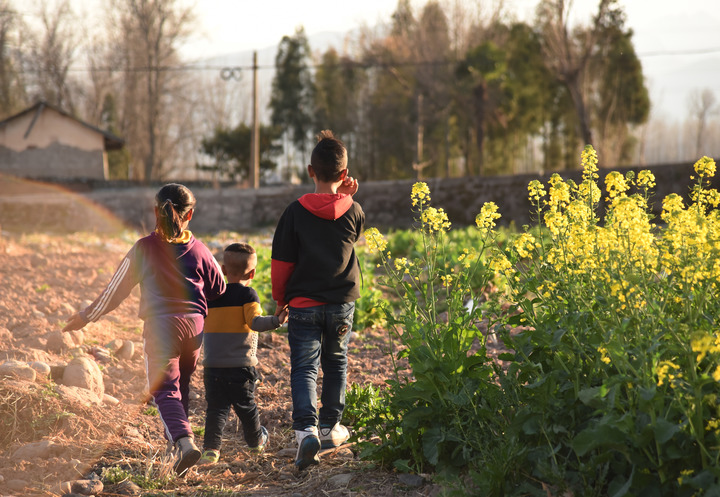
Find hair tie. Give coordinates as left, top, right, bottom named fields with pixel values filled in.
left=159, top=199, right=178, bottom=213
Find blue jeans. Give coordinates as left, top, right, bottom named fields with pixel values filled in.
left=288, top=302, right=354, bottom=431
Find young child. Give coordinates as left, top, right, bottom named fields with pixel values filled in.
left=271, top=130, right=364, bottom=470
left=63, top=183, right=226, bottom=477
left=199, top=242, right=287, bottom=464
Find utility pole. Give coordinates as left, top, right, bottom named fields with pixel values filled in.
left=249, top=51, right=260, bottom=189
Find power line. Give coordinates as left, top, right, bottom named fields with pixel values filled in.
left=57, top=58, right=461, bottom=74
left=15, top=45, right=720, bottom=76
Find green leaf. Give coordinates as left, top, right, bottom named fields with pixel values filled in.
left=393, top=459, right=413, bottom=473
left=423, top=427, right=442, bottom=465
left=639, top=385, right=657, bottom=402
left=521, top=414, right=542, bottom=435
left=653, top=417, right=680, bottom=444
left=578, top=386, right=604, bottom=406
left=572, top=423, right=627, bottom=457
left=608, top=466, right=634, bottom=497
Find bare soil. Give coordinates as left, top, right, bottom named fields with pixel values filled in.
left=0, top=228, right=446, bottom=497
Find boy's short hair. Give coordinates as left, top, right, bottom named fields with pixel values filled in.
left=310, top=130, right=347, bottom=182
left=223, top=242, right=256, bottom=276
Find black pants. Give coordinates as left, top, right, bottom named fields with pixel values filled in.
left=203, top=366, right=262, bottom=450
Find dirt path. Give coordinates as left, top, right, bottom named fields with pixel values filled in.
left=0, top=232, right=439, bottom=497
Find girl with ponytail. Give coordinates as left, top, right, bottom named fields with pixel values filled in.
left=63, top=183, right=226, bottom=477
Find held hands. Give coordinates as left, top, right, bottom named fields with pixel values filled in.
left=62, top=312, right=87, bottom=332
left=337, top=175, right=359, bottom=196
left=275, top=304, right=289, bottom=325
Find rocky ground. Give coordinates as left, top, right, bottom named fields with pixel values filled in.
left=0, top=229, right=445, bottom=497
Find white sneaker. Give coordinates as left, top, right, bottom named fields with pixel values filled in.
left=295, top=427, right=320, bottom=470
left=318, top=423, right=350, bottom=449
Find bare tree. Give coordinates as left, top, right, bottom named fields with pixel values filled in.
left=111, top=0, right=195, bottom=181
left=0, top=0, right=27, bottom=115
left=536, top=0, right=613, bottom=149
left=688, top=88, right=718, bottom=157
left=27, top=0, right=80, bottom=112
left=83, top=32, right=118, bottom=125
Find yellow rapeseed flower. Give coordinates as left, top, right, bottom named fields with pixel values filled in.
left=543, top=210, right=568, bottom=237
left=713, top=366, right=720, bottom=382
left=577, top=181, right=602, bottom=205
left=581, top=145, right=599, bottom=182
left=657, top=360, right=680, bottom=387
left=458, top=248, right=479, bottom=268
left=513, top=232, right=538, bottom=259
left=636, top=170, right=656, bottom=190
left=692, top=334, right=714, bottom=363
left=548, top=174, right=571, bottom=208
left=598, top=346, right=611, bottom=364
left=476, top=202, right=501, bottom=233
left=364, top=227, right=388, bottom=254
left=421, top=206, right=451, bottom=232
left=661, top=194, right=685, bottom=223
left=528, top=180, right=546, bottom=203
left=694, top=156, right=716, bottom=178
left=678, top=469, right=694, bottom=485
left=411, top=182, right=431, bottom=207
left=489, top=254, right=512, bottom=274
left=604, top=171, right=630, bottom=200
left=393, top=257, right=411, bottom=273
left=707, top=189, right=720, bottom=208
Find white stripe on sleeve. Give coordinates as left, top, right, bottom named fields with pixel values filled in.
left=86, top=257, right=130, bottom=322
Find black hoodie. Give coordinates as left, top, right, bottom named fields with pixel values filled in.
left=271, top=193, right=365, bottom=307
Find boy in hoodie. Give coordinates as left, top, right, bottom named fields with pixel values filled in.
left=271, top=130, right=364, bottom=470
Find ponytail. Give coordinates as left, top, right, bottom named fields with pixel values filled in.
left=155, top=184, right=196, bottom=241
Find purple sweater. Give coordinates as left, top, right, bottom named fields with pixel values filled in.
left=80, top=231, right=226, bottom=323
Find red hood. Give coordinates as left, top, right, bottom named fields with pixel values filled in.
left=298, top=193, right=353, bottom=220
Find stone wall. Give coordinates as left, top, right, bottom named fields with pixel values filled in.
left=0, top=161, right=710, bottom=234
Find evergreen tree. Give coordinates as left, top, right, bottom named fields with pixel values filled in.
left=313, top=48, right=365, bottom=160
left=198, top=124, right=281, bottom=183
left=415, top=1, right=452, bottom=178
left=269, top=26, right=313, bottom=178
left=360, top=0, right=419, bottom=180
left=593, top=7, right=649, bottom=166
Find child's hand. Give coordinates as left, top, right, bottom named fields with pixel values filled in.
left=62, top=312, right=87, bottom=332
left=274, top=303, right=289, bottom=325
left=337, top=176, right=359, bottom=196
left=278, top=308, right=289, bottom=325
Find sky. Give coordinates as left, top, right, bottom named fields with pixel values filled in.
left=65, top=0, right=719, bottom=121
left=175, top=0, right=720, bottom=120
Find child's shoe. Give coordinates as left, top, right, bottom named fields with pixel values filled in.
left=198, top=449, right=220, bottom=465
left=249, top=426, right=269, bottom=453
left=173, top=436, right=201, bottom=476
left=319, top=422, right=350, bottom=449
left=294, top=427, right=320, bottom=470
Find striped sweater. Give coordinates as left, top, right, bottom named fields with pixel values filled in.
left=80, top=231, right=226, bottom=323
left=202, top=283, right=280, bottom=368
